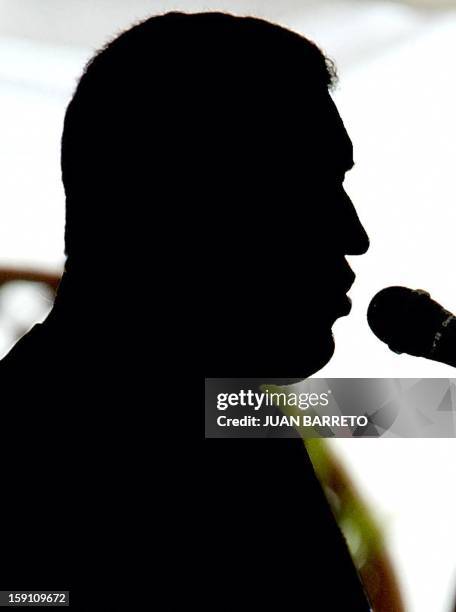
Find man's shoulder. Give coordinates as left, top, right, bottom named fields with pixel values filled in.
left=0, top=324, right=59, bottom=395
left=1, top=324, right=47, bottom=366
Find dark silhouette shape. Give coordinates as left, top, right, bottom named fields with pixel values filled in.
left=0, top=13, right=370, bottom=608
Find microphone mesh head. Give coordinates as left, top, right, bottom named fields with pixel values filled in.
left=367, top=286, right=447, bottom=357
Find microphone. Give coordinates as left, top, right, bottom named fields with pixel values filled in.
left=367, top=286, right=456, bottom=368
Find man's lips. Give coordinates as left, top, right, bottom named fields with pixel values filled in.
left=337, top=293, right=352, bottom=316
left=310, top=268, right=356, bottom=321
left=331, top=272, right=355, bottom=318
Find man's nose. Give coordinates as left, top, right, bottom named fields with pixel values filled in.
left=342, top=193, right=370, bottom=255
left=346, top=216, right=369, bottom=255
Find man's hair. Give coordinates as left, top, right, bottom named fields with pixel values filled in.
left=61, top=12, right=337, bottom=258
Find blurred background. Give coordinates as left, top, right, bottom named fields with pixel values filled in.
left=0, top=0, right=455, bottom=609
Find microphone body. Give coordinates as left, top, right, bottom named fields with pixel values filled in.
left=430, top=315, right=456, bottom=368
left=367, top=286, right=456, bottom=368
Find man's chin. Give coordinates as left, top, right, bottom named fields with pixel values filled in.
left=301, top=329, right=335, bottom=377
left=210, top=324, right=336, bottom=380
left=265, top=328, right=335, bottom=381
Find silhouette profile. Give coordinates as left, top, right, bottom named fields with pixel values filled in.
left=0, top=12, right=370, bottom=608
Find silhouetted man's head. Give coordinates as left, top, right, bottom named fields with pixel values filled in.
left=60, top=12, right=369, bottom=377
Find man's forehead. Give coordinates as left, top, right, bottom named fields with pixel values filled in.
left=210, top=90, right=354, bottom=175
left=297, top=94, right=354, bottom=173
left=330, top=103, right=354, bottom=171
